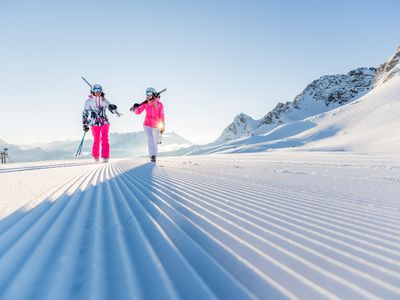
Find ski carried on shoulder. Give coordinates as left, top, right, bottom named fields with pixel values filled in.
left=81, top=77, right=123, bottom=117
left=130, top=88, right=167, bottom=112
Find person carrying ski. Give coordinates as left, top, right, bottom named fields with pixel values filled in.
left=82, top=84, right=118, bottom=163
left=131, top=87, right=165, bottom=162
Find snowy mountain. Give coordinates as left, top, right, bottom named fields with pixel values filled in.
left=173, top=46, right=400, bottom=155
left=218, top=67, right=376, bottom=141
left=373, top=46, right=400, bottom=88
left=180, top=75, right=400, bottom=155
left=299, top=73, right=400, bottom=152
left=217, top=113, right=259, bottom=141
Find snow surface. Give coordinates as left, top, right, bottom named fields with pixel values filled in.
left=1, top=153, right=399, bottom=299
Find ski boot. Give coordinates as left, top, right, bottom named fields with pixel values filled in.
left=150, top=155, right=156, bottom=162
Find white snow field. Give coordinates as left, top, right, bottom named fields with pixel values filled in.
left=0, top=153, right=399, bottom=300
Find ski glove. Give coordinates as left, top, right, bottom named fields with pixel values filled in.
left=108, top=104, right=117, bottom=114
left=83, top=125, right=90, bottom=132
left=130, top=103, right=140, bottom=112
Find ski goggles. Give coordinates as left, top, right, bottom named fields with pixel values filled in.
left=93, top=88, right=102, bottom=93
left=146, top=91, right=154, bottom=96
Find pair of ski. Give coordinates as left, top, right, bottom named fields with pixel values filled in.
left=129, top=88, right=167, bottom=112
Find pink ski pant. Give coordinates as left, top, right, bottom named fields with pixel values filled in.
left=91, top=124, right=110, bottom=159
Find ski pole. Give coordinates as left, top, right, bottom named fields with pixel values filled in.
left=76, top=132, right=85, bottom=157
left=81, top=77, right=123, bottom=117
left=75, top=133, right=84, bottom=157
left=158, top=133, right=163, bottom=144
left=75, top=131, right=86, bottom=157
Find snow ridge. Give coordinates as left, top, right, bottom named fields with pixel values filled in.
left=218, top=113, right=259, bottom=142
left=218, top=67, right=375, bottom=142
left=373, top=46, right=400, bottom=88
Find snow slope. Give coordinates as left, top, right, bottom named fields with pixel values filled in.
left=179, top=47, right=399, bottom=156
left=176, top=71, right=400, bottom=155
left=297, top=76, right=400, bottom=152
left=373, top=46, right=400, bottom=87
left=1, top=153, right=399, bottom=299
left=218, top=67, right=376, bottom=142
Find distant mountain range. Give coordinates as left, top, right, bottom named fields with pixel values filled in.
left=168, top=46, right=400, bottom=155
left=1, top=131, right=192, bottom=162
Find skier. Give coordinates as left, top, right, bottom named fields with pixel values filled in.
left=82, top=84, right=118, bottom=163
left=131, top=87, right=165, bottom=162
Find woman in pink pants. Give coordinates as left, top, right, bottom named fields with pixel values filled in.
left=132, top=87, right=165, bottom=162
left=82, top=84, right=118, bottom=163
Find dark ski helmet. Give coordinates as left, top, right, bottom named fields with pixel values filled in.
left=92, top=84, right=103, bottom=93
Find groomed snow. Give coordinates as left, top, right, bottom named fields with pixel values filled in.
left=1, top=153, right=399, bottom=299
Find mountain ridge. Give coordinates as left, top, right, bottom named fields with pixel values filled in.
left=218, top=67, right=376, bottom=142
left=172, top=46, right=400, bottom=155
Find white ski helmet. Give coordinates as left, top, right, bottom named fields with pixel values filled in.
left=146, top=87, right=157, bottom=96
left=91, top=84, right=103, bottom=93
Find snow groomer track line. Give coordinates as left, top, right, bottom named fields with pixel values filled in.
left=0, top=156, right=399, bottom=300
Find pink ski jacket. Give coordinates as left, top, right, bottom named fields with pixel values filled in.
left=135, top=98, right=165, bottom=128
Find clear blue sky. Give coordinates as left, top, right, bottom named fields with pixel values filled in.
left=1, top=0, right=399, bottom=145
